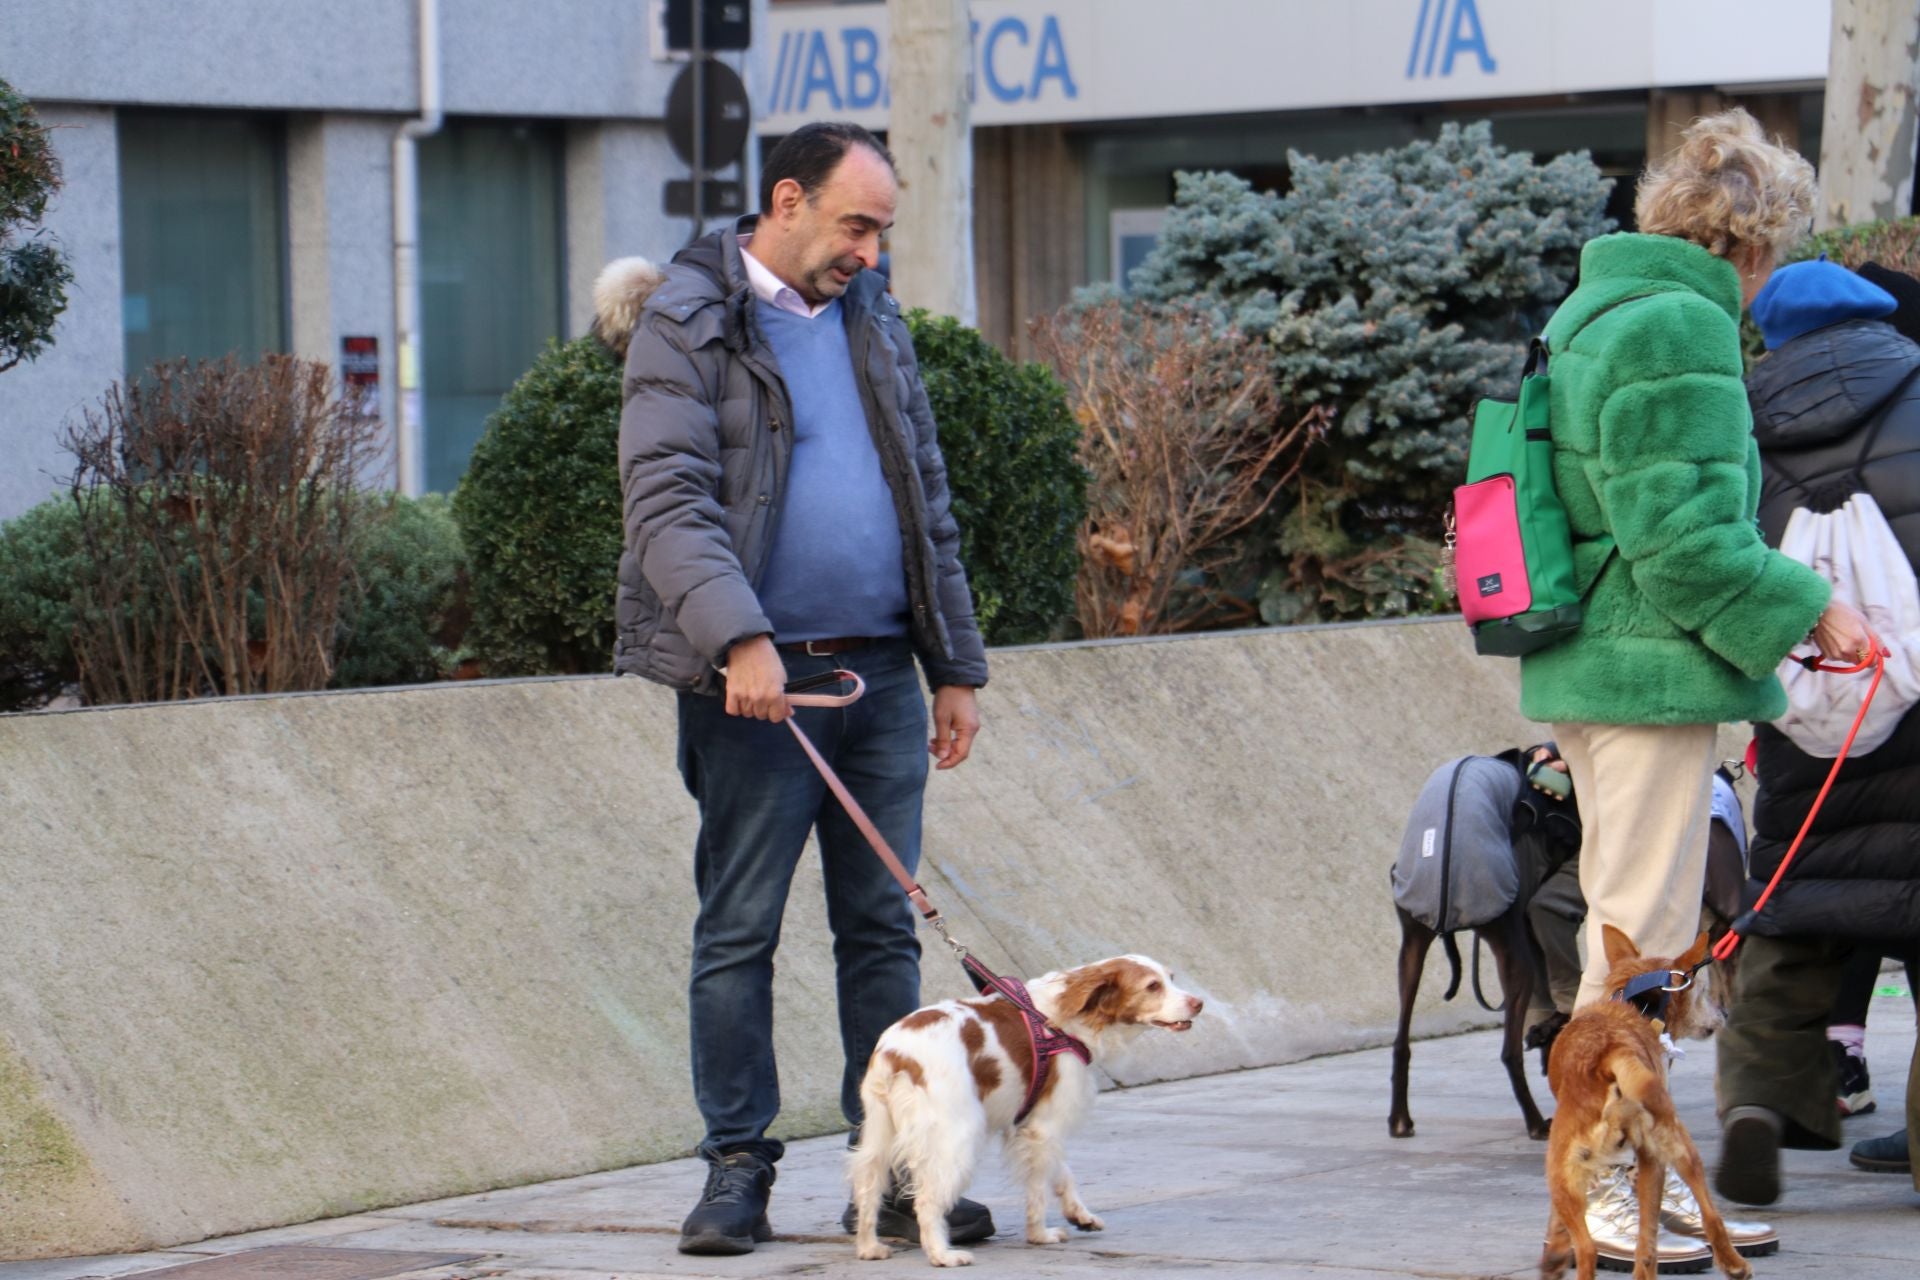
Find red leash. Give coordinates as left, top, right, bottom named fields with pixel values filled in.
left=1713, top=643, right=1888, bottom=964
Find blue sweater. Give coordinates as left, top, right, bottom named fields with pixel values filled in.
left=755, top=299, right=910, bottom=642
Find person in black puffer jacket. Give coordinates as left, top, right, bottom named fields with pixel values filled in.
left=1714, top=258, right=1920, bottom=1208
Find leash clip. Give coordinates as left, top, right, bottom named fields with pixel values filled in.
left=929, top=914, right=970, bottom=962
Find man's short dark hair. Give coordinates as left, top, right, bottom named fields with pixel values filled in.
left=759, top=122, right=895, bottom=213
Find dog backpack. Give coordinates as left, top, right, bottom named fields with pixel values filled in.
left=1451, top=297, right=1650, bottom=656
left=1390, top=755, right=1524, bottom=933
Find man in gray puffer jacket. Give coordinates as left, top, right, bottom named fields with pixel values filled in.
left=603, top=121, right=990, bottom=1256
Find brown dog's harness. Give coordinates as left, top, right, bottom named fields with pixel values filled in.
left=781, top=669, right=1091, bottom=1124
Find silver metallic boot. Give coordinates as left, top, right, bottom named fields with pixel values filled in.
left=1584, top=1165, right=1712, bottom=1274
left=1659, top=1165, right=1779, bottom=1257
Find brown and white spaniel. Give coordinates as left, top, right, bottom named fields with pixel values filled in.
left=848, top=954, right=1202, bottom=1267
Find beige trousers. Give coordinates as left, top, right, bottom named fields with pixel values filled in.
left=1552, top=721, right=1720, bottom=1009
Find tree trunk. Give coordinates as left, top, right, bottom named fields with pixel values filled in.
left=1819, top=0, right=1920, bottom=230
left=887, top=0, right=975, bottom=324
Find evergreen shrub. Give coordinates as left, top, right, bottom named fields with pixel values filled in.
left=0, top=496, right=83, bottom=710
left=453, top=336, right=623, bottom=676
left=333, top=494, right=470, bottom=690
left=907, top=310, right=1085, bottom=645
left=1789, top=215, right=1920, bottom=272
left=0, top=78, right=73, bottom=373
left=1127, top=122, right=1615, bottom=624
left=0, top=491, right=468, bottom=709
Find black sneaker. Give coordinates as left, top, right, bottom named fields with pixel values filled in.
left=840, top=1189, right=995, bottom=1244
left=680, top=1152, right=776, bottom=1255
left=1831, top=1041, right=1876, bottom=1117
left=1850, top=1128, right=1913, bottom=1173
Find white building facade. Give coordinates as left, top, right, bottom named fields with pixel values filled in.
left=768, top=0, right=1836, bottom=353
left=0, top=0, right=750, bottom=518
left=1, top=1, right=1849, bottom=519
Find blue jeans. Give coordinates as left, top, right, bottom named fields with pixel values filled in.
left=679, top=638, right=928, bottom=1165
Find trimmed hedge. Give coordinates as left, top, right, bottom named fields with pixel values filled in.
left=333, top=493, right=470, bottom=690
left=1788, top=216, right=1920, bottom=272
left=907, top=310, right=1085, bottom=645
left=0, top=495, right=83, bottom=709
left=452, top=336, right=624, bottom=676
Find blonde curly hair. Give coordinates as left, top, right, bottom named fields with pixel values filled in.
left=1635, top=107, right=1816, bottom=263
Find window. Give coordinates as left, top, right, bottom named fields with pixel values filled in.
left=118, top=112, right=287, bottom=377
left=418, top=121, right=565, bottom=494
left=1110, top=208, right=1166, bottom=291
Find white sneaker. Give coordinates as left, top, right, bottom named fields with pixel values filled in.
left=1659, top=1165, right=1779, bottom=1258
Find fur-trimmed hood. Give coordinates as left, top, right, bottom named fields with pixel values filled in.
left=590, top=256, right=668, bottom=358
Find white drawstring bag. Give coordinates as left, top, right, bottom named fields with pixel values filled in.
left=1773, top=492, right=1920, bottom=757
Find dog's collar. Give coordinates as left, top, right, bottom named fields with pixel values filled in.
left=1613, top=967, right=1693, bottom=1026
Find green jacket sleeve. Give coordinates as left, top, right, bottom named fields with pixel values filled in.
left=1594, top=295, right=1830, bottom=680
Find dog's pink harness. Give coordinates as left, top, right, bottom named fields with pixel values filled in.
left=962, top=959, right=1092, bottom=1124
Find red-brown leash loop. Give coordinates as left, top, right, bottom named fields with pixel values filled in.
left=1713, top=641, right=1888, bottom=965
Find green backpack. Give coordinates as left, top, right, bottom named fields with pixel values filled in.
left=1452, top=298, right=1643, bottom=656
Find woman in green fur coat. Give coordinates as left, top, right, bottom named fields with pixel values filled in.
left=1525, top=110, right=1869, bottom=1271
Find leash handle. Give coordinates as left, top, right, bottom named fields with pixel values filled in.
left=1793, top=644, right=1884, bottom=675
left=1714, top=642, right=1887, bottom=964
left=784, top=668, right=867, bottom=707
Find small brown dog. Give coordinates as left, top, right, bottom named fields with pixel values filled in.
left=1540, top=927, right=1748, bottom=1280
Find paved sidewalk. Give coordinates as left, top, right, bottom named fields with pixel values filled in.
left=6, top=994, right=1913, bottom=1280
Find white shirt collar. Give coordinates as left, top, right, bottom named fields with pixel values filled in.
left=739, top=235, right=834, bottom=319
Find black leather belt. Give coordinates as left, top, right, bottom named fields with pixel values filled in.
left=776, top=637, right=874, bottom=656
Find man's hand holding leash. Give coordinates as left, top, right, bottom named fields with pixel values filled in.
left=723, top=635, right=792, bottom=721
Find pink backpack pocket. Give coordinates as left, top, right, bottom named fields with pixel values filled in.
left=1454, top=475, right=1532, bottom=626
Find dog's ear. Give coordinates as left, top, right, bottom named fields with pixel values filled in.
left=1600, top=924, right=1640, bottom=968
left=1063, top=962, right=1126, bottom=1021
left=1675, top=929, right=1711, bottom=972
left=1073, top=976, right=1123, bottom=1018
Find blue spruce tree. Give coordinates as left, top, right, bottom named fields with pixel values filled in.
left=1128, top=122, right=1613, bottom=623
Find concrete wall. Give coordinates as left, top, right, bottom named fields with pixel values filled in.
left=0, top=620, right=1550, bottom=1259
